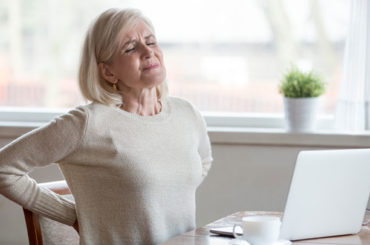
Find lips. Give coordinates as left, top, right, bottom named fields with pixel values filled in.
left=142, top=63, right=159, bottom=71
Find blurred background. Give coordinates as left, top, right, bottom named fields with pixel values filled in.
left=0, top=0, right=349, bottom=114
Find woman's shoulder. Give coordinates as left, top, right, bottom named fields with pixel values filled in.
left=54, top=103, right=100, bottom=128
left=75, top=102, right=114, bottom=115
left=48, top=104, right=91, bottom=130
left=60, top=103, right=93, bottom=121
left=166, top=96, right=202, bottom=119
left=166, top=96, right=197, bottom=111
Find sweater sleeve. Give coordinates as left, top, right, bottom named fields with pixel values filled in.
left=192, top=108, right=213, bottom=181
left=0, top=106, right=88, bottom=225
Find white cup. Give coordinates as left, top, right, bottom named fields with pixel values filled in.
left=233, top=216, right=281, bottom=245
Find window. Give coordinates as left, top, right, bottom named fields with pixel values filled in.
left=0, top=0, right=349, bottom=118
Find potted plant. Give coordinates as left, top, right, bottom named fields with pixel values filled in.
left=279, top=66, right=326, bottom=132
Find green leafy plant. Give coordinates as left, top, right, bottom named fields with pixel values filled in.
left=279, top=66, right=326, bottom=98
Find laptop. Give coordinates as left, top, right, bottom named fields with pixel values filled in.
left=279, top=148, right=370, bottom=240
left=210, top=149, right=370, bottom=241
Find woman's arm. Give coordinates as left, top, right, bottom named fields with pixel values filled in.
left=198, top=116, right=213, bottom=180
left=73, top=219, right=79, bottom=233
left=192, top=107, right=213, bottom=181
left=0, top=106, right=88, bottom=225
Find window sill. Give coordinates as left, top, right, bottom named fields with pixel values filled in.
left=1, top=110, right=369, bottom=148
left=1, top=122, right=370, bottom=148
left=208, top=127, right=370, bottom=148
left=0, top=122, right=43, bottom=138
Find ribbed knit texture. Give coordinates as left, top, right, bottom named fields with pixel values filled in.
left=0, top=96, right=213, bottom=245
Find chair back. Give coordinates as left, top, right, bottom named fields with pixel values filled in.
left=23, top=180, right=79, bottom=245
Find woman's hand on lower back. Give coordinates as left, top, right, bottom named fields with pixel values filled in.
left=73, top=219, right=79, bottom=233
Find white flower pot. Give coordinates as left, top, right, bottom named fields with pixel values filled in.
left=283, top=97, right=319, bottom=133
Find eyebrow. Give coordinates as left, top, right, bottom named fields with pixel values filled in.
left=121, top=34, right=156, bottom=49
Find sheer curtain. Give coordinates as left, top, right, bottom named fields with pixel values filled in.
left=335, top=0, right=370, bottom=132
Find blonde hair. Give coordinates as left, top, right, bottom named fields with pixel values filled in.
left=78, top=8, right=168, bottom=106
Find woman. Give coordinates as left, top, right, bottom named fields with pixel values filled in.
left=0, top=8, right=213, bottom=245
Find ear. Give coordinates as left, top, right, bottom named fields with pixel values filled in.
left=98, top=63, right=117, bottom=84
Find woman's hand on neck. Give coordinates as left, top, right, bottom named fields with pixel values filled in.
left=118, top=85, right=162, bottom=116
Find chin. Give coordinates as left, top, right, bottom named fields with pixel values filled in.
left=151, top=78, right=165, bottom=89
left=143, top=72, right=166, bottom=87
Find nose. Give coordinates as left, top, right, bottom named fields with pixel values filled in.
left=141, top=44, right=154, bottom=59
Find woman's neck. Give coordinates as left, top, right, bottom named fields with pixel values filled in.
left=118, top=87, right=162, bottom=116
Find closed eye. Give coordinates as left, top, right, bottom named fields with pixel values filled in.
left=125, top=47, right=135, bottom=53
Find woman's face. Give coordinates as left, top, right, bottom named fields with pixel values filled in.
left=108, top=20, right=166, bottom=91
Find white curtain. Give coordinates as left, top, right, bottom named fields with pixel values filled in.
left=335, top=0, right=370, bottom=132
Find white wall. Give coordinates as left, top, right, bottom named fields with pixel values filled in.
left=0, top=131, right=370, bottom=244
left=197, top=144, right=301, bottom=225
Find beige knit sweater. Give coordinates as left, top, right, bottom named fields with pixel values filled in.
left=0, top=96, right=213, bottom=245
